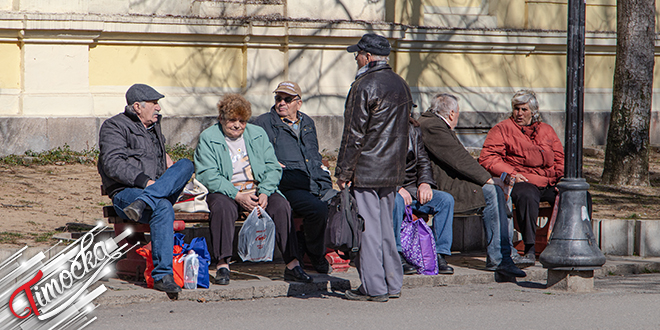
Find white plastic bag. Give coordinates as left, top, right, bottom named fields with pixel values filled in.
left=183, top=250, right=199, bottom=289
left=238, top=206, right=276, bottom=262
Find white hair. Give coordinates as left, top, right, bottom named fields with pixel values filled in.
left=511, top=89, right=541, bottom=123
left=428, top=93, right=459, bottom=118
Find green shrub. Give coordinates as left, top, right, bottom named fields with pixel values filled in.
left=0, top=143, right=195, bottom=166
left=166, top=143, right=195, bottom=162
left=0, top=144, right=98, bottom=166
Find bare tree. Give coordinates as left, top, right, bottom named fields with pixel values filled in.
left=601, top=0, right=656, bottom=186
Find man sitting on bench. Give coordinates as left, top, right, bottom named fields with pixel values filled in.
left=392, top=114, right=455, bottom=275
left=253, top=81, right=334, bottom=274
left=418, top=93, right=526, bottom=278
left=98, top=83, right=194, bottom=295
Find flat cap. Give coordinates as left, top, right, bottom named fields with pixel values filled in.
left=347, top=33, right=391, bottom=56
left=273, top=81, right=302, bottom=98
left=125, top=84, right=164, bottom=105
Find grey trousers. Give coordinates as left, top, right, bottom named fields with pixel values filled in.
left=353, top=187, right=403, bottom=296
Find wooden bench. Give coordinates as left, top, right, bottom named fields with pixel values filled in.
left=512, top=194, right=560, bottom=257
left=103, top=204, right=212, bottom=278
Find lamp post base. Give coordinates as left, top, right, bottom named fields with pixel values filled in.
left=547, top=269, right=594, bottom=292
left=539, top=178, right=606, bottom=270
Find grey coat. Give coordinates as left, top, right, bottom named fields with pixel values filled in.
left=97, top=107, right=167, bottom=198
left=418, top=110, right=491, bottom=213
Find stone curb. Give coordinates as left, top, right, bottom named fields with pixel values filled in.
left=4, top=246, right=659, bottom=306
left=93, top=256, right=660, bottom=306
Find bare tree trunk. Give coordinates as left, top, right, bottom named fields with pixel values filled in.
left=601, top=0, right=655, bottom=186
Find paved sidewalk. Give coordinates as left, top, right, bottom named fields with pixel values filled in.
left=94, top=253, right=660, bottom=306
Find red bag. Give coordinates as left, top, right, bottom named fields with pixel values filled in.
left=136, top=242, right=185, bottom=288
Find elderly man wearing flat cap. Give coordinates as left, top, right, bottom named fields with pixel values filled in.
left=336, top=33, right=413, bottom=302
left=98, top=83, right=194, bottom=296
left=253, top=81, right=334, bottom=274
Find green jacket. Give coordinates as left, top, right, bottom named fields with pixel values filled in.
left=194, top=123, right=282, bottom=198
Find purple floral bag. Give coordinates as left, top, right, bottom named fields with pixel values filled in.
left=400, top=206, right=438, bottom=275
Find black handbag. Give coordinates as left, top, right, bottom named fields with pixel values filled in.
left=324, top=188, right=364, bottom=260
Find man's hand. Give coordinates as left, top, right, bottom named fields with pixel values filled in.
left=166, top=153, right=174, bottom=168
left=337, top=179, right=351, bottom=190
left=146, top=180, right=156, bottom=187
left=235, top=191, right=259, bottom=211
left=417, top=183, right=433, bottom=205
left=398, top=188, right=413, bottom=206
left=487, top=177, right=507, bottom=192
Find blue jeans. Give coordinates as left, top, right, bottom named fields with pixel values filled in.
left=112, top=159, right=194, bottom=281
left=481, top=183, right=516, bottom=267
left=392, top=189, right=455, bottom=255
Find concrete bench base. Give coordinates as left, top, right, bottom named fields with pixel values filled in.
left=594, top=219, right=660, bottom=257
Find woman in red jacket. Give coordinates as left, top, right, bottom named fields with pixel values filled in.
left=478, top=90, right=564, bottom=264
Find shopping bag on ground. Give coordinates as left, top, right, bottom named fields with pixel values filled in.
left=237, top=206, right=276, bottom=262
left=400, top=206, right=438, bottom=275
left=173, top=178, right=210, bottom=213
left=183, top=236, right=212, bottom=288
left=136, top=236, right=186, bottom=288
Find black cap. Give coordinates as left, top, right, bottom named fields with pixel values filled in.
left=347, top=33, right=391, bottom=56
left=125, top=84, right=164, bottom=105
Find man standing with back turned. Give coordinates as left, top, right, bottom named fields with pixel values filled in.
left=336, top=34, right=412, bottom=302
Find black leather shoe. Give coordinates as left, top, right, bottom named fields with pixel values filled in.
left=484, top=263, right=498, bottom=272
left=284, top=265, right=313, bottom=283
left=344, top=289, right=389, bottom=302
left=512, top=253, right=535, bottom=269
left=123, top=199, right=147, bottom=222
left=496, top=261, right=527, bottom=278
left=215, top=268, right=230, bottom=285
left=437, top=254, right=454, bottom=275
left=513, top=253, right=536, bottom=268
left=310, top=254, right=331, bottom=274
left=153, top=274, right=182, bottom=293
left=399, top=252, right=417, bottom=275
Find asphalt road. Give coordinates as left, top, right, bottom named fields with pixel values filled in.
left=89, top=273, right=660, bottom=330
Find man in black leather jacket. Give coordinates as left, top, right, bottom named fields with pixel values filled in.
left=253, top=81, right=334, bottom=274
left=336, top=34, right=412, bottom=302
left=393, top=116, right=455, bottom=275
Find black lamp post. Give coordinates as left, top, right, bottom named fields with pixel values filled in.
left=538, top=0, right=606, bottom=270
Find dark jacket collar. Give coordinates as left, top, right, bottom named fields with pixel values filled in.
left=355, top=61, right=391, bottom=80
left=268, top=106, right=308, bottom=128
left=123, top=105, right=161, bottom=127
left=421, top=110, right=450, bottom=130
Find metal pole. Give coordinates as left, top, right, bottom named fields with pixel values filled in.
left=539, top=0, right=605, bottom=270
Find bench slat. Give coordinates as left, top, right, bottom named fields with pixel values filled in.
left=103, top=205, right=209, bottom=222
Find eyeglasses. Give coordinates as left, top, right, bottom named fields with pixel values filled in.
left=275, top=95, right=300, bottom=103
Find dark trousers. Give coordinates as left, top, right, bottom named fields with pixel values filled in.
left=281, top=189, right=328, bottom=259
left=206, top=192, right=299, bottom=264
left=511, top=182, right=558, bottom=245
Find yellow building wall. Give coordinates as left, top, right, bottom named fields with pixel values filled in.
left=395, top=0, right=660, bottom=32
left=0, top=43, right=20, bottom=89
left=397, top=52, right=567, bottom=89
left=527, top=0, right=617, bottom=31
left=89, top=45, right=243, bottom=88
